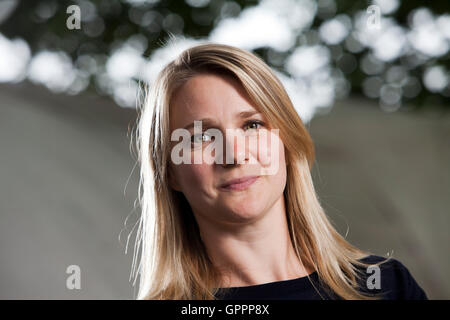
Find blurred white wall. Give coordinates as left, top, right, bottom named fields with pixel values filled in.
left=0, top=82, right=140, bottom=299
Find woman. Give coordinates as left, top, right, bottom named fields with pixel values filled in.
left=131, top=42, right=428, bottom=300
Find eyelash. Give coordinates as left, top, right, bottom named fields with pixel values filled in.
left=243, top=120, right=265, bottom=131
left=191, top=120, right=265, bottom=144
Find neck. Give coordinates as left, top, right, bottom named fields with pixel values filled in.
left=196, top=195, right=313, bottom=288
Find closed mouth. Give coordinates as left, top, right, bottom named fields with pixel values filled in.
left=219, top=176, right=260, bottom=191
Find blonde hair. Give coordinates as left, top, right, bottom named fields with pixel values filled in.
left=130, top=41, right=392, bottom=300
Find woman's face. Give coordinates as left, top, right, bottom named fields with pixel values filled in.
left=168, top=72, right=287, bottom=224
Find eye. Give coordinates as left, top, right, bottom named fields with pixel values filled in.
left=191, top=132, right=214, bottom=145
left=243, top=120, right=264, bottom=131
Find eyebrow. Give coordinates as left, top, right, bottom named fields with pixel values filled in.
left=183, top=110, right=262, bottom=130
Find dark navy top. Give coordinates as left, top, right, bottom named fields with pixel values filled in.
left=214, top=255, right=428, bottom=300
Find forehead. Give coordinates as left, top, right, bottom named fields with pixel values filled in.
left=169, top=73, right=257, bottom=125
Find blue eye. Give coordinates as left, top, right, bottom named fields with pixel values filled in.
left=191, top=132, right=214, bottom=145
left=244, top=120, right=264, bottom=131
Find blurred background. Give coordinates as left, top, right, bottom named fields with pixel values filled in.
left=0, top=0, right=448, bottom=299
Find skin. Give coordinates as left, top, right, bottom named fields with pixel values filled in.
left=168, top=72, right=313, bottom=287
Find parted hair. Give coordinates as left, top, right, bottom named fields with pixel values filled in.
left=131, top=40, right=392, bottom=299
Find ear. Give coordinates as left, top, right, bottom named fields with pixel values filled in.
left=168, top=165, right=181, bottom=192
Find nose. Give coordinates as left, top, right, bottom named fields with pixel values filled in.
left=220, top=128, right=248, bottom=167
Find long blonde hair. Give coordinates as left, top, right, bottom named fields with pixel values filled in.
left=131, top=41, right=392, bottom=300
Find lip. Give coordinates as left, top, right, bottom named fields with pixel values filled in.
left=219, top=175, right=260, bottom=191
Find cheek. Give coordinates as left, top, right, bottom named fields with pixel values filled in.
left=175, top=163, right=214, bottom=195
left=278, top=139, right=287, bottom=168
left=268, top=140, right=287, bottom=183
left=253, top=131, right=286, bottom=177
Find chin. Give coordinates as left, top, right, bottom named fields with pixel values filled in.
left=221, top=200, right=264, bottom=221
